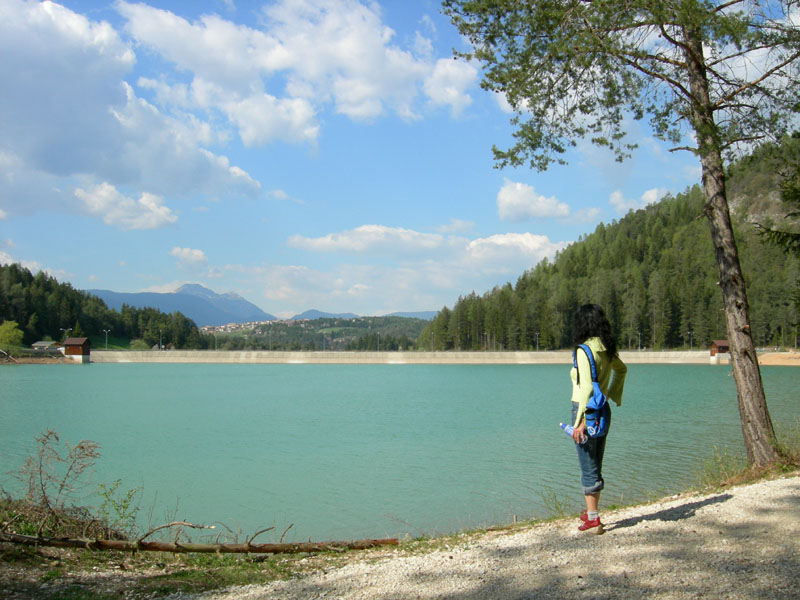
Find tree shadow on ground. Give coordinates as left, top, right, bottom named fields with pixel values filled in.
left=235, top=483, right=800, bottom=600
left=603, top=493, right=732, bottom=532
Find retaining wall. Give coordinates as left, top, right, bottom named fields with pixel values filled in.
left=91, top=350, right=719, bottom=365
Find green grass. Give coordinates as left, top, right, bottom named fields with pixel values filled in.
left=88, top=335, right=132, bottom=350
left=537, top=486, right=576, bottom=520
left=692, top=419, right=800, bottom=490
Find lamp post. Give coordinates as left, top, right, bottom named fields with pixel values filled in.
left=159, top=329, right=162, bottom=350
left=60, top=328, right=71, bottom=341
left=688, top=330, right=694, bottom=350
left=637, top=330, right=641, bottom=351
left=535, top=331, right=540, bottom=352
left=102, top=329, right=110, bottom=349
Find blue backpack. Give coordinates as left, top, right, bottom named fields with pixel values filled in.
left=573, top=344, right=610, bottom=438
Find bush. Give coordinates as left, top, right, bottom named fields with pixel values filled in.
left=0, top=320, right=24, bottom=351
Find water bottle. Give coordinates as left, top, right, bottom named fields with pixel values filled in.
left=560, top=422, right=587, bottom=444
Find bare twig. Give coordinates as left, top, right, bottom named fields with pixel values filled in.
left=279, top=523, right=294, bottom=543
left=137, top=521, right=215, bottom=543
left=246, top=526, right=275, bottom=546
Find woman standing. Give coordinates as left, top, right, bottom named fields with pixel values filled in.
left=569, top=304, right=627, bottom=534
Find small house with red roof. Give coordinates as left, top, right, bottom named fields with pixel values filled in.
left=63, top=337, right=91, bottom=363
left=710, top=340, right=729, bottom=357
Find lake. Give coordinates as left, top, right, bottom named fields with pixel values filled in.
left=0, top=363, right=796, bottom=542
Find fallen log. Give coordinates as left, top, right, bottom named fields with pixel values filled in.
left=0, top=531, right=398, bottom=554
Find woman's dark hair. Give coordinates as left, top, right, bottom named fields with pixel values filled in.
left=571, top=304, right=618, bottom=358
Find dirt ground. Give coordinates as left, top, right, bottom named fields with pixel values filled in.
left=4, top=355, right=72, bottom=364
left=758, top=352, right=800, bottom=366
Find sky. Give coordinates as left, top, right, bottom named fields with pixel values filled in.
left=0, top=0, right=702, bottom=319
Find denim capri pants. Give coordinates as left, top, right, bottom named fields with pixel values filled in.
left=571, top=402, right=611, bottom=495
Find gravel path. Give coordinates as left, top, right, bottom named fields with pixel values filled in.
left=181, top=474, right=800, bottom=600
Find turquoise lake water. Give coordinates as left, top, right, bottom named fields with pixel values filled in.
left=0, top=363, right=796, bottom=542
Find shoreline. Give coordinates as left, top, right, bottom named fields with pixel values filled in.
left=194, top=472, right=800, bottom=600
left=84, top=349, right=798, bottom=366
left=4, top=473, right=798, bottom=599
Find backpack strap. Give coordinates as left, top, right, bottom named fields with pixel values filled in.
left=573, top=344, right=598, bottom=385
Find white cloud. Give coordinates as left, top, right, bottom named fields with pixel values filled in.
left=287, top=223, right=566, bottom=273
left=572, top=207, right=602, bottom=223
left=170, top=247, right=208, bottom=266
left=0, top=208, right=6, bottom=220
left=609, top=187, right=668, bottom=213
left=140, top=281, right=183, bottom=293
left=0, top=249, right=43, bottom=274
left=223, top=93, right=319, bottom=146
left=495, top=91, right=514, bottom=114
left=0, top=0, right=480, bottom=223
left=288, top=224, right=446, bottom=255
left=268, top=189, right=289, bottom=201
left=225, top=229, right=567, bottom=316
left=0, top=0, right=261, bottom=219
left=75, top=183, right=177, bottom=230
left=466, top=233, right=567, bottom=266
left=435, top=218, right=474, bottom=234
left=423, top=58, right=477, bottom=116
left=238, top=261, right=469, bottom=317
left=497, top=180, right=569, bottom=221
left=117, top=0, right=477, bottom=144
left=109, top=83, right=261, bottom=197
left=0, top=1, right=132, bottom=174
left=203, top=222, right=569, bottom=316
left=609, top=191, right=630, bottom=213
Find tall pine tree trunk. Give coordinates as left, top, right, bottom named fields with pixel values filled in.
left=683, top=28, right=779, bottom=466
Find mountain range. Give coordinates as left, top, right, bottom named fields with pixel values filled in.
left=86, top=284, right=277, bottom=327
left=86, top=285, right=435, bottom=326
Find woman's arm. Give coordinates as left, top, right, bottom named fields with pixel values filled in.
left=606, top=356, right=627, bottom=406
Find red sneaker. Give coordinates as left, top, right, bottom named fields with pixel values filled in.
left=579, top=511, right=588, bottom=522
left=577, top=518, right=604, bottom=534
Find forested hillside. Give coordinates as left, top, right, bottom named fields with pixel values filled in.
left=0, top=264, right=208, bottom=350
left=419, top=143, right=799, bottom=352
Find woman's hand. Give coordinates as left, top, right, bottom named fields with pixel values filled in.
left=572, top=421, right=586, bottom=443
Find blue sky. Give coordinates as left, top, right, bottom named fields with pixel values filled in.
left=0, top=0, right=701, bottom=318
